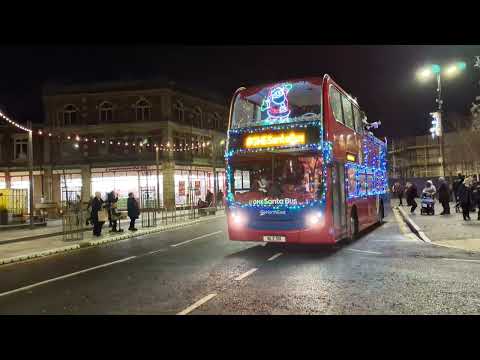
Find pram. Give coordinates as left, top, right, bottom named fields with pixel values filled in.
left=420, top=193, right=435, bottom=215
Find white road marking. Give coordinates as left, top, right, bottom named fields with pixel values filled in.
left=0, top=256, right=137, bottom=298
left=442, top=258, right=480, bottom=264
left=147, top=249, right=167, bottom=255
left=267, top=253, right=283, bottom=261
left=345, top=248, right=382, bottom=255
left=170, top=231, right=223, bottom=247
left=177, top=293, right=217, bottom=315
left=234, top=268, right=258, bottom=281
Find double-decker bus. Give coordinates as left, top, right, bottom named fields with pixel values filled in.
left=225, top=75, right=388, bottom=244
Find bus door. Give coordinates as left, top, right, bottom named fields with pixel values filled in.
left=331, top=161, right=347, bottom=238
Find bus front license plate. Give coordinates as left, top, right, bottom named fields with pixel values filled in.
left=263, top=235, right=286, bottom=242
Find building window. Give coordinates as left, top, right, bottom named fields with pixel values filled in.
left=135, top=99, right=151, bottom=122
left=213, top=112, right=221, bottom=130
left=99, top=101, right=114, bottom=122
left=58, top=104, right=78, bottom=127
left=173, top=101, right=184, bottom=123
left=193, top=107, right=202, bottom=128
left=14, top=135, right=28, bottom=160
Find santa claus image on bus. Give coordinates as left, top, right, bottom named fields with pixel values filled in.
left=261, top=83, right=292, bottom=121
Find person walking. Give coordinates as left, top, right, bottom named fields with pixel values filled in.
left=91, top=192, right=106, bottom=237
left=437, top=177, right=451, bottom=215
left=392, top=181, right=404, bottom=206
left=406, top=181, right=418, bottom=214
left=458, top=177, right=473, bottom=221
left=127, top=192, right=140, bottom=231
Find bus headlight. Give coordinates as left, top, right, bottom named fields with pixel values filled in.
left=231, top=211, right=247, bottom=226
left=306, top=211, right=323, bottom=227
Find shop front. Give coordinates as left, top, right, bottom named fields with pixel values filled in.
left=174, top=166, right=226, bottom=206
left=91, top=166, right=163, bottom=209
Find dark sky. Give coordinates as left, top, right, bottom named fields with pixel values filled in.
left=0, top=45, right=479, bottom=138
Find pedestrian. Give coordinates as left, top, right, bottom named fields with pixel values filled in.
left=205, top=189, right=213, bottom=207
left=217, top=189, right=224, bottom=207
left=406, top=181, right=418, bottom=214
left=437, top=177, right=451, bottom=215
left=109, top=202, right=121, bottom=232
left=106, top=190, right=118, bottom=228
left=392, top=181, right=404, bottom=206
left=127, top=192, right=140, bottom=231
left=422, top=180, right=436, bottom=197
left=471, top=176, right=480, bottom=221
left=86, top=195, right=94, bottom=226
left=91, top=192, right=106, bottom=236
left=453, top=173, right=465, bottom=203
left=404, top=182, right=412, bottom=207
left=457, top=176, right=473, bottom=221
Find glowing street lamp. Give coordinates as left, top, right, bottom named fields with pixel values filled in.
left=416, top=61, right=466, bottom=176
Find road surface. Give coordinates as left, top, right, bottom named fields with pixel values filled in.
left=1, top=208, right=480, bottom=314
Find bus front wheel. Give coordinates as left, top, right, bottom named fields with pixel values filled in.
left=349, top=210, right=359, bottom=242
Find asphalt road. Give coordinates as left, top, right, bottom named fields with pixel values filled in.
left=2, top=207, right=480, bottom=314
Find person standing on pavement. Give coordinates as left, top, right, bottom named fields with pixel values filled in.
left=91, top=192, right=105, bottom=236
left=457, top=176, right=473, bottom=221
left=392, top=181, right=404, bottom=206
left=127, top=192, right=140, bottom=231
left=453, top=173, right=465, bottom=203
left=406, top=181, right=418, bottom=213
left=437, top=177, right=451, bottom=215
left=471, top=176, right=480, bottom=221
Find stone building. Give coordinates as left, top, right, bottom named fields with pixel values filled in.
left=0, top=79, right=229, bottom=216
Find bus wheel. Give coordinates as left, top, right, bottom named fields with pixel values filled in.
left=378, top=201, right=384, bottom=224
left=349, top=210, right=359, bottom=242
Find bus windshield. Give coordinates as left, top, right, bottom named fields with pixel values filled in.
left=230, top=151, right=324, bottom=206
left=231, top=79, right=323, bottom=129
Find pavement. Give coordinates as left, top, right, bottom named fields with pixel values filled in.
left=0, top=213, right=226, bottom=266
left=2, top=202, right=480, bottom=314
left=0, top=219, right=65, bottom=244
left=394, top=200, right=480, bottom=252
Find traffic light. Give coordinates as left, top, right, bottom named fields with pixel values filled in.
left=429, top=111, right=442, bottom=138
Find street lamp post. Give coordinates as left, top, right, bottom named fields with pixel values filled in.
left=28, top=121, right=34, bottom=229
left=155, top=146, right=160, bottom=211
left=417, top=62, right=466, bottom=178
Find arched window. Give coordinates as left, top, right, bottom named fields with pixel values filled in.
left=173, top=101, right=184, bottom=123
left=193, top=106, right=202, bottom=128
left=99, top=101, right=113, bottom=122
left=135, top=98, right=151, bottom=122
left=61, top=104, right=78, bottom=126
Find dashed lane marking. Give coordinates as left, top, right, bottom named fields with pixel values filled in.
left=177, top=293, right=218, bottom=315
left=234, top=268, right=258, bottom=281
left=147, top=249, right=168, bottom=255
left=0, top=256, right=137, bottom=298
left=267, top=253, right=283, bottom=261
left=442, top=258, right=480, bottom=264
left=170, top=231, right=223, bottom=247
left=345, top=249, right=382, bottom=255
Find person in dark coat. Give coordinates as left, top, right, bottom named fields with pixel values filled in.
left=205, top=190, right=213, bottom=206
left=437, top=177, right=451, bottom=215
left=457, top=177, right=473, bottom=221
left=406, top=182, right=418, bottom=214
left=453, top=173, right=465, bottom=202
left=471, top=176, right=480, bottom=221
left=127, top=192, right=140, bottom=231
left=91, top=191, right=105, bottom=236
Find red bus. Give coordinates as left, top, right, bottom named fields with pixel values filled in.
left=225, top=75, right=388, bottom=244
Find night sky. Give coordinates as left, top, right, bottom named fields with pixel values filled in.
left=0, top=45, right=479, bottom=139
